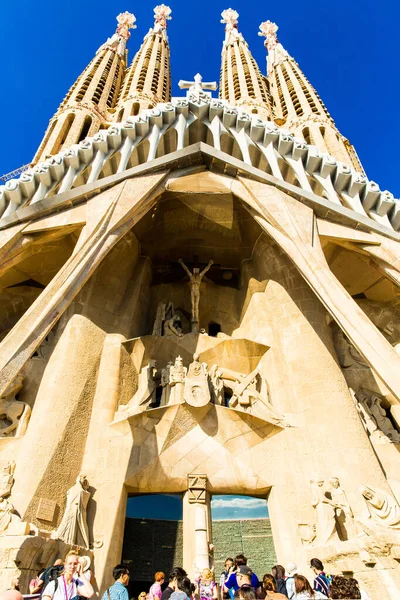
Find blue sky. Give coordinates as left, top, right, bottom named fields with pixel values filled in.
left=1, top=0, right=398, bottom=196
left=126, top=494, right=269, bottom=520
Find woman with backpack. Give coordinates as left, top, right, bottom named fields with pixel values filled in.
left=42, top=551, right=94, bottom=600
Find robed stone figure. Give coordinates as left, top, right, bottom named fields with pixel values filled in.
left=56, top=474, right=91, bottom=547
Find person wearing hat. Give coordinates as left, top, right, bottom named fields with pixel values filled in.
left=224, top=556, right=260, bottom=596
left=233, top=566, right=262, bottom=599
left=284, top=564, right=297, bottom=600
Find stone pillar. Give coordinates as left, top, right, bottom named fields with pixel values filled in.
left=183, top=474, right=211, bottom=577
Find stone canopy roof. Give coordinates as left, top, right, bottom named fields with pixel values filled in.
left=1, top=93, right=399, bottom=234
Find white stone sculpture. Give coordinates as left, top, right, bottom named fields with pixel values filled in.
left=0, top=497, right=24, bottom=534
left=0, top=375, right=31, bottom=437
left=56, top=474, right=91, bottom=547
left=329, top=477, right=357, bottom=539
left=178, top=259, right=213, bottom=331
left=152, top=299, right=174, bottom=336
left=169, top=356, right=187, bottom=404
left=310, top=479, right=338, bottom=544
left=160, top=361, right=173, bottom=406
left=184, top=354, right=210, bottom=407
left=129, top=360, right=158, bottom=409
left=360, top=484, right=400, bottom=529
left=230, top=370, right=286, bottom=426
left=178, top=73, right=218, bottom=98
left=0, top=462, right=15, bottom=498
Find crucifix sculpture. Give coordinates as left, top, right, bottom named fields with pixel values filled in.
left=178, top=73, right=218, bottom=97
left=178, top=259, right=213, bottom=332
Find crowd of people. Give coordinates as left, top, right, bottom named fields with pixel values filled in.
left=0, top=551, right=369, bottom=600
left=105, top=555, right=369, bottom=600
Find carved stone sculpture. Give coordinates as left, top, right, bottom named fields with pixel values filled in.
left=0, top=375, right=31, bottom=437
left=160, top=361, right=173, bottom=406
left=163, top=314, right=183, bottom=337
left=230, top=368, right=286, bottom=426
left=129, top=360, right=158, bottom=409
left=329, top=477, right=357, bottom=539
left=360, top=484, right=400, bottom=529
left=178, top=259, right=213, bottom=331
left=356, top=391, right=400, bottom=442
left=56, top=474, right=91, bottom=547
left=152, top=300, right=174, bottom=336
left=0, top=462, right=15, bottom=498
left=0, top=497, right=24, bottom=534
left=184, top=354, right=210, bottom=407
left=209, top=365, right=224, bottom=405
left=169, top=356, right=187, bottom=404
left=310, top=479, right=338, bottom=544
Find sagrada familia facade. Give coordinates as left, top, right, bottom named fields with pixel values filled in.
left=0, top=5, right=400, bottom=599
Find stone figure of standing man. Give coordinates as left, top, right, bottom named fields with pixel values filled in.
left=178, top=259, right=213, bottom=332
left=56, top=474, right=91, bottom=547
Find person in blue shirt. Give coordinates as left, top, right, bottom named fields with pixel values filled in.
left=310, top=559, right=330, bottom=597
left=223, top=556, right=261, bottom=596
left=102, top=565, right=130, bottom=600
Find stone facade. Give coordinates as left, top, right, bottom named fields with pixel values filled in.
left=1, top=7, right=400, bottom=600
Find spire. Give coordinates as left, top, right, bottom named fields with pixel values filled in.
left=258, top=20, right=289, bottom=75
left=33, top=11, right=136, bottom=164
left=219, top=9, right=273, bottom=121
left=115, top=5, right=172, bottom=121
left=260, top=19, right=364, bottom=173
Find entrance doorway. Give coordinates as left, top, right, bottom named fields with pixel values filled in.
left=211, top=495, right=277, bottom=580
left=122, top=494, right=183, bottom=598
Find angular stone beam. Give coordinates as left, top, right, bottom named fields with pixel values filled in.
left=0, top=171, right=168, bottom=396
left=233, top=177, right=400, bottom=403
left=317, top=219, right=400, bottom=289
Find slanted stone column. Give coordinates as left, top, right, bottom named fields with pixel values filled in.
left=183, top=474, right=211, bottom=576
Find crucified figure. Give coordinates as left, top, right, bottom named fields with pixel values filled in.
left=178, top=259, right=213, bottom=328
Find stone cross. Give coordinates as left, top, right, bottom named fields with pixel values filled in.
left=178, top=73, right=218, bottom=97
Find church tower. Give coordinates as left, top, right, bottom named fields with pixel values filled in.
left=116, top=5, right=172, bottom=121
left=33, top=12, right=136, bottom=165
left=219, top=9, right=272, bottom=121
left=259, top=20, right=364, bottom=173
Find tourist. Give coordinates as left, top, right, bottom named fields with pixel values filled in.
left=196, top=568, right=217, bottom=600
left=224, top=556, right=260, bottom=595
left=348, top=578, right=370, bottom=600
left=233, top=566, right=261, bottom=598
left=29, top=569, right=45, bottom=594
left=220, top=559, right=234, bottom=599
left=42, top=551, right=94, bottom=600
left=171, top=577, right=192, bottom=600
left=149, top=573, right=165, bottom=600
left=101, top=565, right=130, bottom=600
left=236, top=588, right=256, bottom=600
left=271, top=567, right=287, bottom=597
left=293, top=575, right=327, bottom=599
left=284, top=564, right=297, bottom=600
left=328, top=576, right=360, bottom=599
left=309, top=560, right=330, bottom=597
left=161, top=568, right=188, bottom=600
left=261, top=574, right=287, bottom=600
left=39, top=560, right=64, bottom=598
left=138, top=593, right=147, bottom=600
